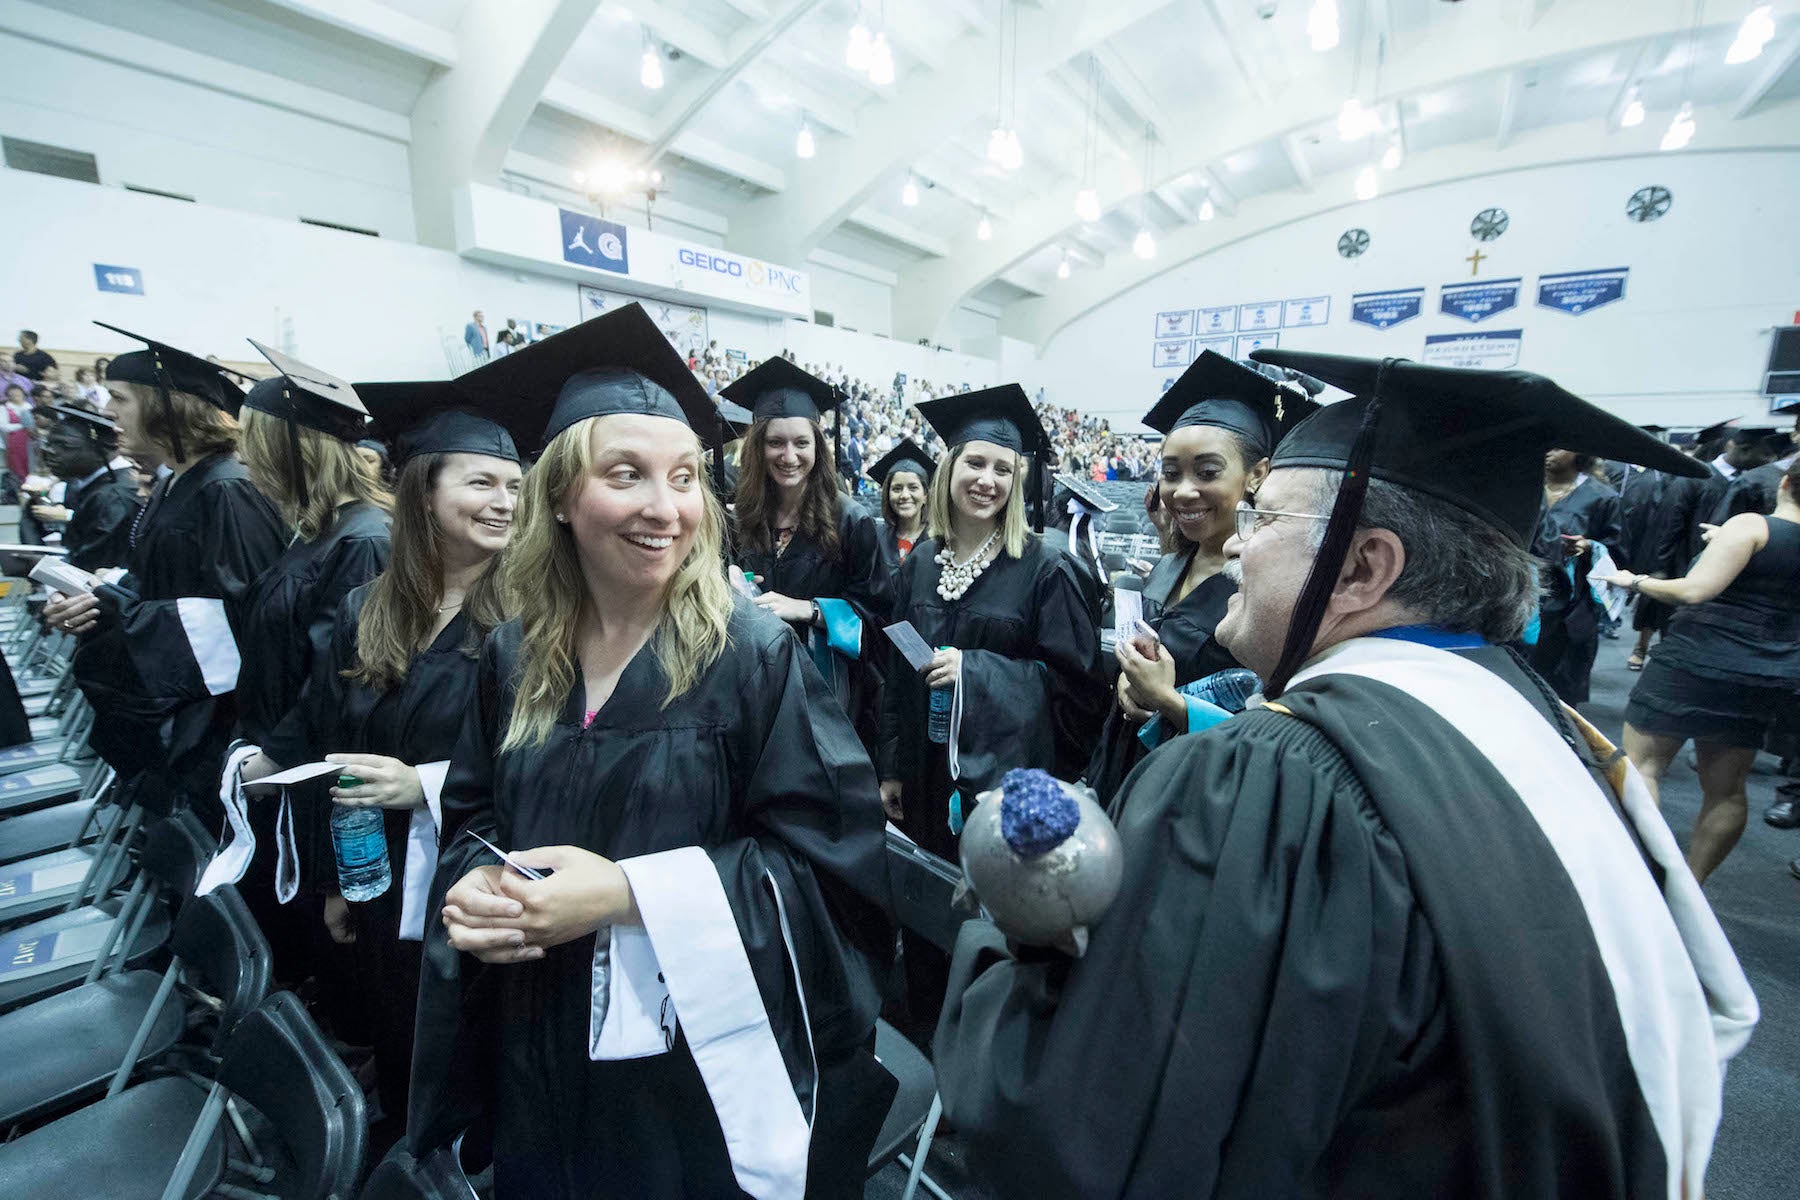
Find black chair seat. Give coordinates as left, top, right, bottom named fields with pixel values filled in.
left=868, top=1019, right=939, bottom=1172
left=0, top=898, right=172, bottom=1011
left=0, top=845, right=110, bottom=926
left=0, top=737, right=75, bottom=776
left=0, top=796, right=97, bottom=865
left=0, top=1075, right=223, bottom=1200
left=0, top=762, right=84, bottom=816
left=0, top=970, right=185, bottom=1124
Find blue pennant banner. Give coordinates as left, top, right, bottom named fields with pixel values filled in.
left=1196, top=305, right=1236, bottom=335
left=1152, top=339, right=1194, bottom=368
left=1439, top=277, right=1522, bottom=323
left=1349, top=287, right=1425, bottom=329
left=558, top=209, right=630, bottom=274
left=1422, top=329, right=1524, bottom=370
left=1537, top=267, right=1629, bottom=315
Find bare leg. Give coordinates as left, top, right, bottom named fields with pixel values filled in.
left=1630, top=627, right=1653, bottom=665
left=1687, top=741, right=1758, bottom=883
left=1623, top=723, right=1682, bottom=806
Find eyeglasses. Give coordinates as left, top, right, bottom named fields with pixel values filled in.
left=1234, top=501, right=1331, bottom=541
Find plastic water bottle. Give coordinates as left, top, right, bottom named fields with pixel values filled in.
left=729, top=565, right=762, bottom=598
left=928, top=646, right=953, bottom=744
left=331, top=803, right=391, bottom=901
left=1190, top=668, right=1262, bottom=714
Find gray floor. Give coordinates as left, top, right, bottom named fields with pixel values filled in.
left=869, top=634, right=1800, bottom=1199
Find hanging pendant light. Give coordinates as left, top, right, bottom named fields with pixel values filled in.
left=869, top=32, right=895, bottom=85
left=795, top=117, right=816, bottom=159
left=1132, top=229, right=1156, bottom=259
left=1354, top=165, right=1379, bottom=200
left=1659, top=102, right=1695, bottom=151
left=1074, top=187, right=1101, bottom=223
left=847, top=19, right=873, bottom=71
left=977, top=213, right=994, bottom=241
left=1056, top=253, right=1071, bottom=279
left=1198, top=196, right=1215, bottom=221
left=1307, top=0, right=1341, bottom=52
left=901, top=175, right=920, bottom=206
left=1620, top=87, right=1645, bottom=128
left=1380, top=140, right=1403, bottom=170
left=1726, top=6, right=1776, bottom=64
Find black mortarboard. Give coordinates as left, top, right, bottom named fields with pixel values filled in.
left=1143, top=351, right=1321, bottom=457
left=1054, top=471, right=1117, bottom=513
left=456, top=304, right=721, bottom=457
left=355, top=381, right=531, bottom=468
left=1638, top=423, right=1669, bottom=436
left=1695, top=420, right=1732, bottom=445
left=717, top=399, right=755, bottom=440
left=722, top=357, right=842, bottom=423
left=1723, top=423, right=1778, bottom=443
left=1250, top=349, right=1707, bottom=696
left=916, top=385, right=1050, bottom=457
left=46, top=404, right=118, bottom=443
left=94, top=321, right=243, bottom=463
left=395, top=409, right=518, bottom=466
left=865, top=438, right=936, bottom=488
left=243, top=341, right=370, bottom=442
left=355, top=438, right=389, bottom=462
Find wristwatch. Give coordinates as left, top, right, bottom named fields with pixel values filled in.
left=810, top=600, right=823, bottom=627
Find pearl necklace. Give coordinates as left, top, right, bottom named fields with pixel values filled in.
left=935, top=528, right=1001, bottom=601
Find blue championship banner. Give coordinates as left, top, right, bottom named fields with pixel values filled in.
left=1422, top=329, right=1523, bottom=370
left=1196, top=305, right=1236, bottom=335
left=1152, top=339, right=1194, bottom=368
left=559, top=209, right=630, bottom=274
left=1350, top=287, right=1424, bottom=329
left=1537, top=267, right=1629, bottom=315
left=1439, top=278, right=1522, bottom=324
left=1155, top=309, right=1195, bottom=339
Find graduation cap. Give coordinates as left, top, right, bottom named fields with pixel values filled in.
left=93, top=321, right=243, bottom=463
left=356, top=381, right=530, bottom=468
left=1249, top=349, right=1708, bottom=697
left=717, top=399, right=755, bottom=440
left=45, top=403, right=118, bottom=445
left=917, top=384, right=1054, bottom=529
left=720, top=357, right=842, bottom=424
left=1142, top=351, right=1322, bottom=457
left=1638, top=423, right=1669, bottom=436
left=456, top=303, right=722, bottom=459
left=240, top=341, right=372, bottom=509
left=865, top=438, right=937, bottom=489
left=1054, top=471, right=1117, bottom=514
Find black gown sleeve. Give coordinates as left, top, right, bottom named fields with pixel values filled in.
left=264, top=598, right=359, bottom=887
left=64, top=482, right=136, bottom=572
left=877, top=553, right=918, bottom=781
left=832, top=503, right=894, bottom=638
left=934, top=711, right=1429, bottom=1199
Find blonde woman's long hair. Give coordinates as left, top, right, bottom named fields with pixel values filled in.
left=500, top=415, right=733, bottom=751
left=240, top=408, right=393, bottom=542
left=926, top=441, right=1030, bottom=559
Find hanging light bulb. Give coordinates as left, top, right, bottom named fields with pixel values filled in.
left=1074, top=187, right=1101, bottom=223
left=901, top=175, right=920, bottom=206
left=795, top=118, right=816, bottom=159
left=1354, top=165, right=1379, bottom=201
left=1198, top=196, right=1215, bottom=221
left=869, top=32, right=895, bottom=85
left=1132, top=228, right=1156, bottom=259
left=1381, top=140, right=1403, bottom=170
left=846, top=20, right=872, bottom=71
left=1338, top=97, right=1372, bottom=141
left=1056, top=253, right=1071, bottom=280
left=1620, top=88, right=1645, bottom=128
left=1307, top=0, right=1340, bottom=52
left=1726, top=6, right=1776, bottom=64
left=977, top=214, right=994, bottom=241
left=1660, top=102, right=1695, bottom=151
left=1001, top=128, right=1024, bottom=171
left=640, top=45, right=664, bottom=90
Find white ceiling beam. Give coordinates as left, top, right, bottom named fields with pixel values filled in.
left=1731, top=31, right=1800, bottom=119
left=808, top=247, right=899, bottom=287
left=1279, top=135, right=1314, bottom=190
left=1508, top=0, right=1555, bottom=28
left=1150, top=184, right=1196, bottom=223
left=996, top=269, right=1048, bottom=298
left=740, top=65, right=857, bottom=135
left=1058, top=240, right=1103, bottom=267
left=1196, top=166, right=1237, bottom=216
left=1004, top=96, right=1800, bottom=349
left=257, top=0, right=456, bottom=65
left=1197, top=0, right=1272, bottom=105
left=541, top=78, right=788, bottom=191
left=937, top=0, right=996, bottom=35
left=1091, top=45, right=1173, bottom=134
left=1496, top=70, right=1524, bottom=149
left=844, top=208, right=952, bottom=257
left=642, top=0, right=828, bottom=163
left=0, top=0, right=408, bottom=140
left=1606, top=42, right=1659, bottom=127
left=717, top=0, right=770, bottom=20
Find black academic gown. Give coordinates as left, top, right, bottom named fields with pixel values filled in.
left=874, top=517, right=925, bottom=575
left=1040, top=525, right=1105, bottom=627
left=734, top=493, right=893, bottom=643
left=877, top=536, right=1106, bottom=862
left=73, top=454, right=285, bottom=816
left=59, top=466, right=137, bottom=571
left=1620, top=467, right=1679, bottom=633
left=935, top=646, right=1673, bottom=1200
left=1083, top=548, right=1241, bottom=807
left=408, top=602, right=895, bottom=1199
left=1711, top=459, right=1787, bottom=522
left=1526, top=477, right=1622, bottom=704
left=263, top=584, right=480, bottom=1140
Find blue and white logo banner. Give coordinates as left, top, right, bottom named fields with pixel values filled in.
left=1439, top=278, right=1522, bottom=324
left=1196, top=305, right=1236, bottom=335
left=1350, top=288, right=1424, bottom=329
left=1282, top=296, right=1329, bottom=328
left=1156, top=309, right=1195, bottom=338
left=559, top=209, right=630, bottom=274
left=1238, top=301, right=1281, bottom=332
left=1195, top=334, right=1236, bottom=359
left=1235, top=331, right=1279, bottom=359
left=1422, top=329, right=1523, bottom=370
left=1537, top=267, right=1629, bottom=315
left=1153, top=339, right=1194, bottom=368
left=93, top=264, right=143, bottom=295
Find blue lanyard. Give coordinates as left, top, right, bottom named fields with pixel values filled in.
left=1368, top=624, right=1489, bottom=650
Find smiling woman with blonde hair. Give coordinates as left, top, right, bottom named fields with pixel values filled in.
left=407, top=307, right=894, bottom=1199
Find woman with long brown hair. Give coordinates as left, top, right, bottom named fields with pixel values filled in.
left=725, top=358, right=891, bottom=709
left=252, top=404, right=521, bottom=1152
left=407, top=307, right=893, bottom=1198
left=866, top=436, right=934, bottom=570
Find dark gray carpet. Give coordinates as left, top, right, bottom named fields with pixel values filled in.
left=869, top=635, right=1800, bottom=1198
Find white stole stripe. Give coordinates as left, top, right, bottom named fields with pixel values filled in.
left=175, top=597, right=240, bottom=694
left=1290, top=638, right=1758, bottom=1200
left=590, top=925, right=674, bottom=1060
left=618, top=847, right=811, bottom=1200
left=398, top=761, right=451, bottom=942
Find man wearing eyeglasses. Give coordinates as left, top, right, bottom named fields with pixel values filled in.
left=934, top=352, right=1756, bottom=1200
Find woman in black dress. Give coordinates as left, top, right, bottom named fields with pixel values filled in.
left=726, top=358, right=891, bottom=711
left=1084, top=353, right=1319, bottom=810
left=1601, top=459, right=1800, bottom=882
left=410, top=306, right=893, bottom=1198
left=1527, top=449, right=1623, bottom=705
left=253, top=405, right=521, bottom=1150
left=866, top=436, right=933, bottom=571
